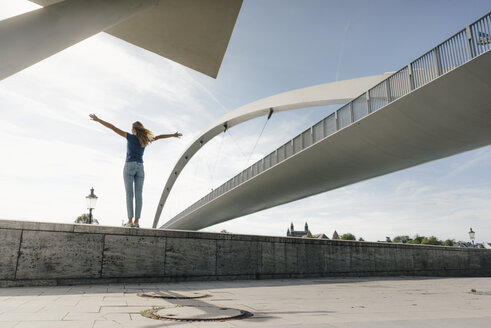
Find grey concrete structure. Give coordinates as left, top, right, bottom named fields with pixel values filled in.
left=1, top=219, right=490, bottom=287
left=0, top=0, right=156, bottom=81
left=0, top=0, right=242, bottom=80
left=162, top=13, right=491, bottom=230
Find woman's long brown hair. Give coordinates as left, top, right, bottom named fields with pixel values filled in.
left=132, top=121, right=154, bottom=147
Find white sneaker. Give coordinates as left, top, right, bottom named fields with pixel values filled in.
left=133, top=222, right=140, bottom=228
left=124, top=222, right=133, bottom=227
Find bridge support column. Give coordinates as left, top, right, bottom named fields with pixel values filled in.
left=0, top=0, right=158, bottom=81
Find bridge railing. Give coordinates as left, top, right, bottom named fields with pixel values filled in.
left=170, top=12, right=491, bottom=223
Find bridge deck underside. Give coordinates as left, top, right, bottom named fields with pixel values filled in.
left=165, top=51, right=491, bottom=230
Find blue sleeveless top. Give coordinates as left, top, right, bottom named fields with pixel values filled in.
left=126, top=133, right=145, bottom=163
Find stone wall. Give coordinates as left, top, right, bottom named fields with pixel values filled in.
left=1, top=219, right=490, bottom=287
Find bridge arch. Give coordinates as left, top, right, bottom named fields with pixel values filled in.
left=152, top=73, right=391, bottom=228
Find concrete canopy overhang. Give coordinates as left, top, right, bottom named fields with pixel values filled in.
left=163, top=50, right=491, bottom=230
left=29, top=0, right=243, bottom=78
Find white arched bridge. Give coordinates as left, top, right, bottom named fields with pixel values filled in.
left=154, top=12, right=491, bottom=230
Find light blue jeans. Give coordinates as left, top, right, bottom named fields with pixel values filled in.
left=123, top=161, right=144, bottom=219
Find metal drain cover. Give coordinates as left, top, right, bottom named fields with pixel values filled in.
left=137, top=291, right=209, bottom=299
left=143, top=306, right=252, bottom=321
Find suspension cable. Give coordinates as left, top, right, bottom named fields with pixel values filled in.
left=246, top=108, right=273, bottom=166
left=226, top=129, right=247, bottom=160
left=210, top=131, right=226, bottom=183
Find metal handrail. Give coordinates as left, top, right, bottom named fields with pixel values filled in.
left=169, top=12, right=491, bottom=224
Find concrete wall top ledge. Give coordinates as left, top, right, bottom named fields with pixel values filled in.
left=1, top=219, right=489, bottom=253
left=0, top=219, right=76, bottom=233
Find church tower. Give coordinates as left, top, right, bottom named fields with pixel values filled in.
left=332, top=230, right=339, bottom=239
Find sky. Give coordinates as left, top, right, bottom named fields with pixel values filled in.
left=0, top=0, right=490, bottom=243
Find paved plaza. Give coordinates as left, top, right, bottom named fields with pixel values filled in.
left=1, top=276, right=491, bottom=327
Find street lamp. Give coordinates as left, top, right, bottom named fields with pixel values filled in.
left=468, top=228, right=475, bottom=247
left=85, top=187, right=98, bottom=224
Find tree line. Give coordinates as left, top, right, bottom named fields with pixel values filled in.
left=390, top=235, right=456, bottom=246
left=336, top=233, right=466, bottom=247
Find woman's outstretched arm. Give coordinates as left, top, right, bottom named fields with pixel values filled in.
left=89, top=114, right=126, bottom=138
left=153, top=132, right=182, bottom=141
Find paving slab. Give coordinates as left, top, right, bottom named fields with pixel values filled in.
left=1, top=277, right=491, bottom=327
left=15, top=321, right=94, bottom=328
left=0, top=310, right=68, bottom=321
left=1, top=322, right=19, bottom=328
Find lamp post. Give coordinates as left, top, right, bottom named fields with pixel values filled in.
left=468, top=228, right=475, bottom=247
left=85, top=187, right=98, bottom=224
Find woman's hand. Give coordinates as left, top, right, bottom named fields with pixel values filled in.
left=89, top=114, right=126, bottom=138
left=174, top=132, right=182, bottom=138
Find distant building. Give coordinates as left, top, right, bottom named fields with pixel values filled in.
left=311, top=233, right=329, bottom=239
left=287, top=222, right=329, bottom=239
left=454, top=241, right=488, bottom=248
left=287, top=222, right=311, bottom=238
left=332, top=230, right=339, bottom=240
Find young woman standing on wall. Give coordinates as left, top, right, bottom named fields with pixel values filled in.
left=89, top=114, right=182, bottom=228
